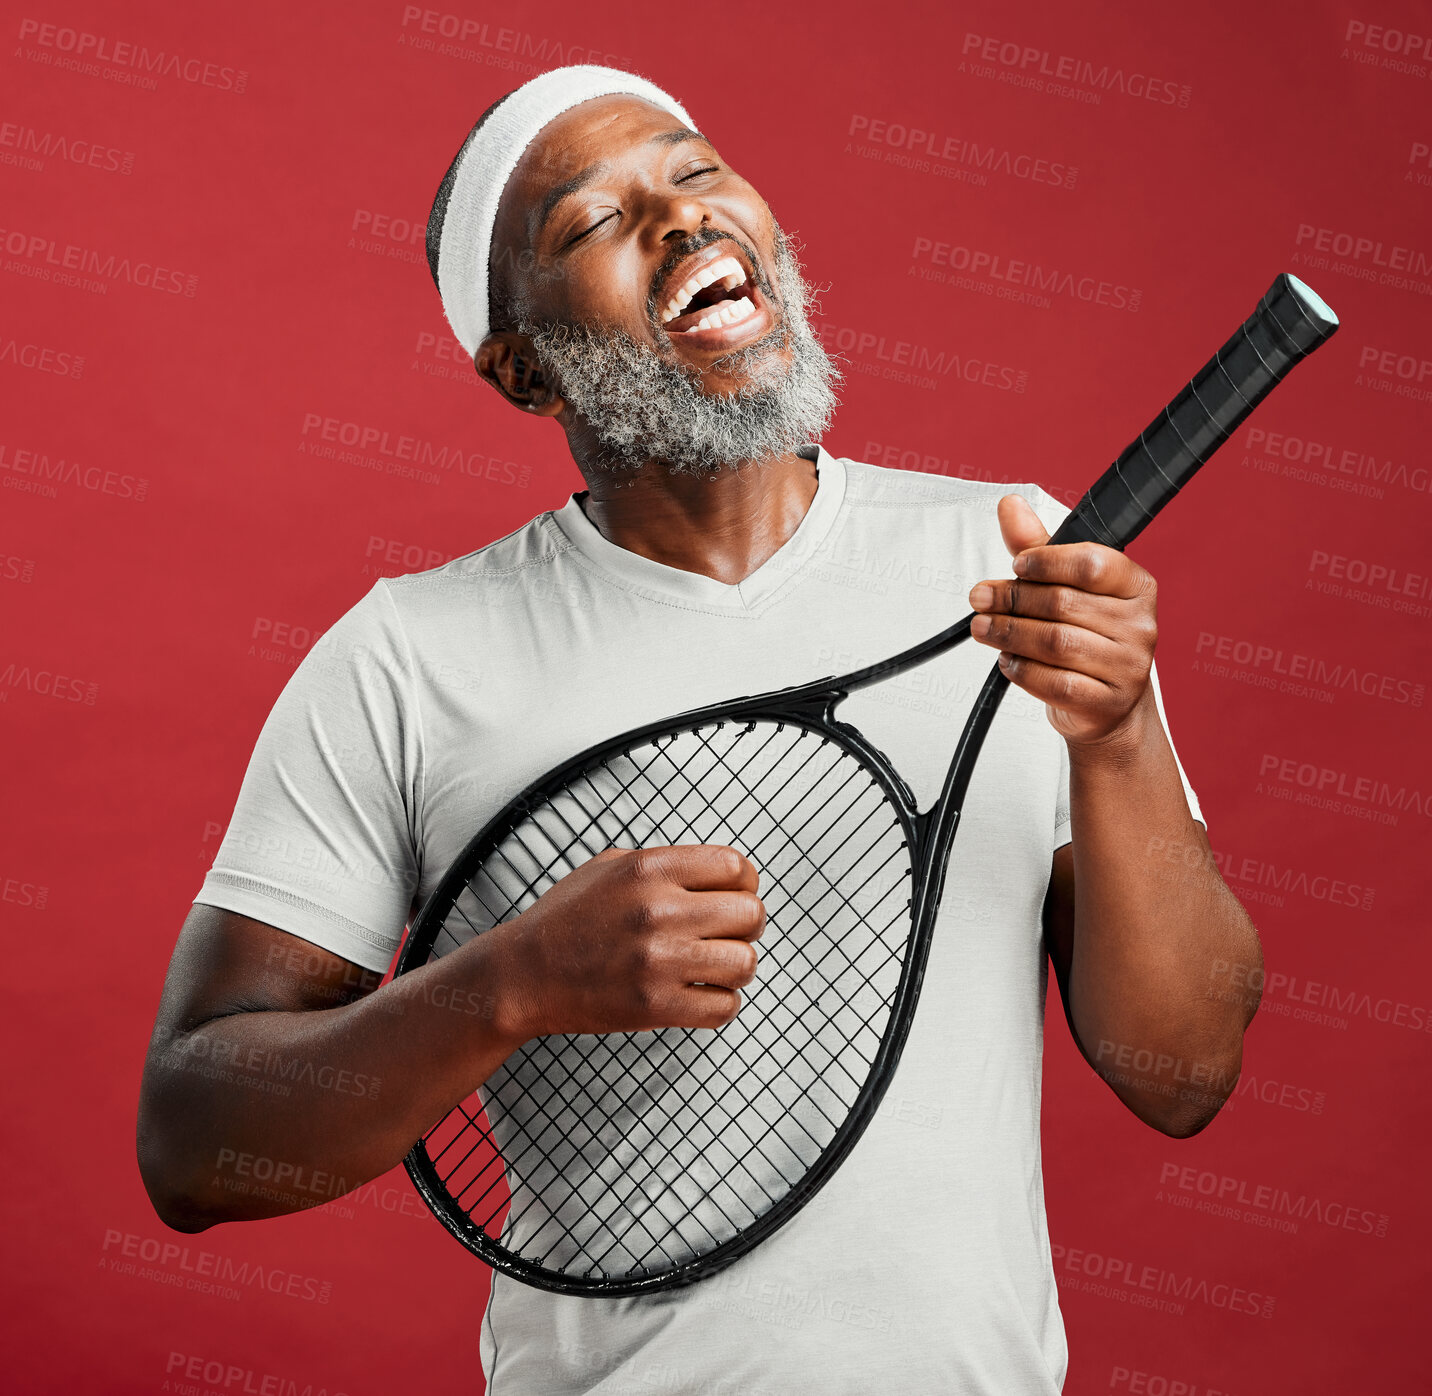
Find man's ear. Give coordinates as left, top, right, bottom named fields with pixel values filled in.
left=473, top=332, right=564, bottom=417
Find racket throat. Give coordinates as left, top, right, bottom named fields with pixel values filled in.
left=913, top=664, right=1013, bottom=917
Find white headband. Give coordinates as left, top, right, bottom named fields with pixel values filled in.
left=433, top=64, right=699, bottom=359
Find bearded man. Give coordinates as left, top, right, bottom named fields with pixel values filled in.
left=139, top=65, right=1262, bottom=1395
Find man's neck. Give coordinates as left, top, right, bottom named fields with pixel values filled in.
left=576, top=450, right=819, bottom=586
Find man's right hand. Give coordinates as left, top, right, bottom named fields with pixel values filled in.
left=138, top=846, right=762, bottom=1230
left=485, top=844, right=766, bottom=1041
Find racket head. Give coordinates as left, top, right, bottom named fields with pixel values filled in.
left=395, top=695, right=935, bottom=1295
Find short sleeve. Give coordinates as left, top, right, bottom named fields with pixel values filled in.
left=194, top=581, right=423, bottom=973
left=1053, top=658, right=1206, bottom=849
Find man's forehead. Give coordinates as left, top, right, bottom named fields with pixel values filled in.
left=498, top=94, right=707, bottom=246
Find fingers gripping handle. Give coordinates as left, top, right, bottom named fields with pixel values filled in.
left=823, top=274, right=1339, bottom=701
left=1049, top=274, right=1340, bottom=551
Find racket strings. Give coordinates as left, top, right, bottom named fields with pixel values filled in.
left=501, top=731, right=905, bottom=1113
left=432, top=721, right=800, bottom=955
left=446, top=848, right=898, bottom=1251
left=446, top=859, right=899, bottom=1259
left=417, top=717, right=915, bottom=1280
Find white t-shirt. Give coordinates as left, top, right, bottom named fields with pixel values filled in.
left=196, top=442, right=1203, bottom=1394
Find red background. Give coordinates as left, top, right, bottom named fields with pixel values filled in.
left=4, top=1, right=1430, bottom=1391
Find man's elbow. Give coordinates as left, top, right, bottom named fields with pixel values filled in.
left=135, top=1101, right=220, bottom=1234
left=151, top=1197, right=217, bottom=1235
left=138, top=1165, right=218, bottom=1233
left=1141, top=1096, right=1227, bottom=1139
left=1121, top=1066, right=1239, bottom=1138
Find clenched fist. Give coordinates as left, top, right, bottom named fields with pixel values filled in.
left=482, top=843, right=766, bottom=1042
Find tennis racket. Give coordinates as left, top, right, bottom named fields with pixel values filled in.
left=394, top=272, right=1339, bottom=1295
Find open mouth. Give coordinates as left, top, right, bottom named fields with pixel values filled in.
left=657, top=254, right=760, bottom=335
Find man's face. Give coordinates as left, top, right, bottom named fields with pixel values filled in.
left=485, top=93, right=841, bottom=474
left=494, top=94, right=785, bottom=385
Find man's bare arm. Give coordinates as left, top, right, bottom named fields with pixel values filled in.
left=1043, top=742, right=1262, bottom=1136
left=138, top=845, right=764, bottom=1233
left=971, top=494, right=1262, bottom=1137
left=136, top=905, right=527, bottom=1232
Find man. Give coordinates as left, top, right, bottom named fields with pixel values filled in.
left=138, top=65, right=1263, bottom=1393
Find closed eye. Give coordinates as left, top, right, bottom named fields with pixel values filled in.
left=562, top=166, right=721, bottom=248
left=563, top=213, right=616, bottom=248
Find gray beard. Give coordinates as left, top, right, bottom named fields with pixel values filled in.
left=516, top=226, right=843, bottom=477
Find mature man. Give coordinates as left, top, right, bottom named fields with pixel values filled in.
left=139, top=65, right=1262, bottom=1393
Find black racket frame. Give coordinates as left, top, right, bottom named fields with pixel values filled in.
left=397, top=628, right=998, bottom=1295
left=394, top=272, right=1339, bottom=1295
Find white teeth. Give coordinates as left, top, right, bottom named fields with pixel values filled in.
left=685, top=295, right=755, bottom=334
left=658, top=255, right=748, bottom=323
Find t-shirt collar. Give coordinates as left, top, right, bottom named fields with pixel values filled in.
left=546, top=442, right=846, bottom=612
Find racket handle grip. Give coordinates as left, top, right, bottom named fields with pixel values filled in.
left=1048, top=273, right=1339, bottom=551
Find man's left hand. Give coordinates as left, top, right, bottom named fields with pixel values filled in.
left=968, top=494, right=1158, bottom=748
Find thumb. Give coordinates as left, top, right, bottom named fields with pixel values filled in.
left=996, top=494, right=1050, bottom=559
